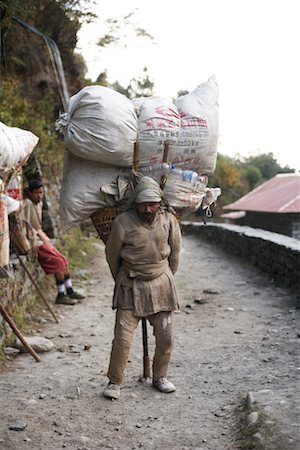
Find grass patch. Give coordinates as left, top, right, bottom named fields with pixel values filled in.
left=233, top=394, right=294, bottom=450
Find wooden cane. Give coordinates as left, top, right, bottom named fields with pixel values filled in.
left=160, top=143, right=170, bottom=190
left=0, top=303, right=41, bottom=362
left=14, top=250, right=59, bottom=323
left=133, top=142, right=140, bottom=173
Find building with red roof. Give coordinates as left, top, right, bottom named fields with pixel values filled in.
left=221, top=173, right=300, bottom=239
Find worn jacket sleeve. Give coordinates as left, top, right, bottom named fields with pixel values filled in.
left=105, top=219, right=124, bottom=281
left=168, top=213, right=182, bottom=274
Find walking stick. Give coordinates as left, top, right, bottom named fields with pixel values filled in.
left=14, top=250, right=59, bottom=323
left=0, top=303, right=41, bottom=362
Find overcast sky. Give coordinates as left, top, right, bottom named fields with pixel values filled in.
left=77, top=0, right=299, bottom=171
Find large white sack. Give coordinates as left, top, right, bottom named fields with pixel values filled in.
left=132, top=97, right=181, bottom=166
left=169, top=75, right=219, bottom=175
left=59, top=150, right=130, bottom=229
left=56, top=86, right=138, bottom=167
left=0, top=122, right=39, bottom=172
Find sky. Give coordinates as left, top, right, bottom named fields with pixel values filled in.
left=77, top=0, right=300, bottom=171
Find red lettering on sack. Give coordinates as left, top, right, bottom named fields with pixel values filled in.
left=155, top=106, right=180, bottom=119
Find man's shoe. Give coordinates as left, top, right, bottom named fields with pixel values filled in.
left=103, top=382, right=121, bottom=400
left=55, top=294, right=77, bottom=305
left=153, top=377, right=176, bottom=393
left=67, top=289, right=86, bottom=300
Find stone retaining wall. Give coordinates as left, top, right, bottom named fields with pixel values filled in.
left=181, top=222, right=300, bottom=292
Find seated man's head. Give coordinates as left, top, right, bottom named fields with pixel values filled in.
left=28, top=179, right=44, bottom=204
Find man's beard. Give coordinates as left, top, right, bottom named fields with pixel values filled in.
left=138, top=211, right=156, bottom=223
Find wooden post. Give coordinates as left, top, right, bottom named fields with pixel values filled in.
left=15, top=251, right=59, bottom=323
left=159, top=143, right=170, bottom=190
left=133, top=142, right=140, bottom=172
left=142, top=317, right=151, bottom=379
left=0, top=303, right=41, bottom=362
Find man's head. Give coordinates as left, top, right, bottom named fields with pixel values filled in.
left=28, top=179, right=44, bottom=204
left=134, top=178, right=163, bottom=223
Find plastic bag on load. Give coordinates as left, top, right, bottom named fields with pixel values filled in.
left=56, top=86, right=138, bottom=167
left=169, top=75, right=219, bottom=175
left=59, top=150, right=131, bottom=229
left=163, top=174, right=207, bottom=211
left=0, top=122, right=39, bottom=172
left=132, top=97, right=181, bottom=166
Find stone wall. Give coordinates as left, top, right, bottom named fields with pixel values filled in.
left=181, top=222, right=300, bottom=292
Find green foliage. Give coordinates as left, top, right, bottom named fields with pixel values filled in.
left=242, top=165, right=262, bottom=191
left=97, top=11, right=153, bottom=49
left=55, top=227, right=99, bottom=273
left=241, top=153, right=294, bottom=180
left=210, top=151, right=294, bottom=212
left=0, top=79, right=64, bottom=178
left=210, top=154, right=244, bottom=208
left=112, top=67, right=154, bottom=99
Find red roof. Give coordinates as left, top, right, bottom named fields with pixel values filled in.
left=223, top=173, right=300, bottom=213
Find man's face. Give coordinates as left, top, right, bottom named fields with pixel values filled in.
left=136, top=202, right=161, bottom=223
left=29, top=187, right=44, bottom=205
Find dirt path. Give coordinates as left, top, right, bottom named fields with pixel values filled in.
left=0, top=234, right=299, bottom=450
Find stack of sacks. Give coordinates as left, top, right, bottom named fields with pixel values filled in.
left=57, top=86, right=137, bottom=229
left=0, top=122, right=39, bottom=173
left=58, top=77, right=219, bottom=229
left=134, top=75, right=218, bottom=175
left=134, top=75, right=219, bottom=214
left=0, top=122, right=39, bottom=276
left=55, top=85, right=138, bottom=167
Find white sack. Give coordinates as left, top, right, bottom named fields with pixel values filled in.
left=0, top=122, right=39, bottom=172
left=59, top=150, right=130, bottom=229
left=169, top=75, right=219, bottom=174
left=163, top=174, right=207, bottom=211
left=132, top=97, right=181, bottom=166
left=56, top=86, right=138, bottom=167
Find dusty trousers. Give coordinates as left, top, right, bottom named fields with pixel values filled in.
left=107, top=309, right=174, bottom=384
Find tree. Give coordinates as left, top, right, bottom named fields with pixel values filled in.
left=110, top=67, right=154, bottom=99
left=241, top=152, right=293, bottom=181
left=242, top=165, right=262, bottom=191
left=210, top=154, right=244, bottom=208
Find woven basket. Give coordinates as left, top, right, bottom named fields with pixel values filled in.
left=91, top=205, right=183, bottom=244
left=90, top=207, right=121, bottom=244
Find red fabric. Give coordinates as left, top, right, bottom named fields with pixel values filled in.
left=38, top=243, right=68, bottom=274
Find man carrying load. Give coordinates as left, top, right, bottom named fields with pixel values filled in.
left=103, top=177, right=182, bottom=399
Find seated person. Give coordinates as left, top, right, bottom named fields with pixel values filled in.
left=23, top=179, right=85, bottom=305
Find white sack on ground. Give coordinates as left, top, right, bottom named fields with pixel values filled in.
left=169, top=75, right=219, bottom=174
left=56, top=86, right=138, bottom=167
left=132, top=97, right=180, bottom=166
left=0, top=122, right=39, bottom=172
left=59, top=150, right=130, bottom=229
